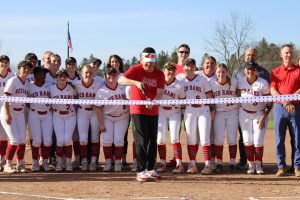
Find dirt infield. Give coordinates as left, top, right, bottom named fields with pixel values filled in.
left=1, top=129, right=300, bottom=200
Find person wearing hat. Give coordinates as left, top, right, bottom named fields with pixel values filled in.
left=64, top=57, right=82, bottom=169
left=0, top=55, right=13, bottom=171
left=50, top=69, right=77, bottom=172
left=237, top=61, right=272, bottom=174
left=118, top=47, right=165, bottom=181
left=232, top=47, right=271, bottom=170
left=73, top=64, right=102, bottom=171
left=1, top=60, right=33, bottom=173
left=156, top=62, right=185, bottom=174
left=27, top=66, right=52, bottom=172
left=181, top=58, right=214, bottom=175
left=95, top=67, right=129, bottom=172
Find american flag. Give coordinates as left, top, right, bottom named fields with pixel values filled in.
left=68, top=29, right=73, bottom=52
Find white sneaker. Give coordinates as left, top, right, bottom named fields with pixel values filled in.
left=55, top=162, right=63, bottom=172
left=89, top=162, right=96, bottom=171
left=156, top=163, right=166, bottom=173
left=114, top=162, right=122, bottom=172
left=16, top=160, right=27, bottom=173
left=0, top=159, right=5, bottom=171
left=81, top=161, right=88, bottom=171
left=136, top=170, right=151, bottom=182
left=31, top=163, right=40, bottom=172
left=131, top=159, right=137, bottom=172
left=256, top=165, right=265, bottom=174
left=172, top=164, right=184, bottom=174
left=66, top=159, right=73, bottom=172
left=247, top=166, right=255, bottom=174
left=42, top=162, right=51, bottom=172
left=103, top=160, right=112, bottom=172
left=3, top=163, right=15, bottom=173
left=146, top=169, right=161, bottom=180
left=62, top=156, right=66, bottom=170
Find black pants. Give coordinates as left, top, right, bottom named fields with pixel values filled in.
left=238, top=126, right=247, bottom=164
left=131, top=114, right=158, bottom=173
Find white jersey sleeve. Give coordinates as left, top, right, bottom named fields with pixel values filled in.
left=162, top=78, right=185, bottom=106
left=4, top=76, right=28, bottom=108
left=0, top=72, right=13, bottom=107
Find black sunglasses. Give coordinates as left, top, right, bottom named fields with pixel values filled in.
left=179, top=51, right=189, bottom=54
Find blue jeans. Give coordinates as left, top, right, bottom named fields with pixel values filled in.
left=274, top=104, right=300, bottom=168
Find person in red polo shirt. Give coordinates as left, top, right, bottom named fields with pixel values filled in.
left=270, top=44, right=300, bottom=177
left=118, top=47, right=165, bottom=182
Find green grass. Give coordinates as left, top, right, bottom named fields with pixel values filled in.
left=267, top=120, right=274, bottom=129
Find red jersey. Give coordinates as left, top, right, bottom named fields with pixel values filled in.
left=175, top=64, right=184, bottom=75
left=270, top=64, right=300, bottom=104
left=124, top=64, right=165, bottom=115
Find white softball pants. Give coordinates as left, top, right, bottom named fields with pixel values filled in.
left=53, top=112, right=76, bottom=147
left=77, top=109, right=100, bottom=145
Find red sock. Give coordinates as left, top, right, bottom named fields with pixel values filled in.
left=114, top=146, right=124, bottom=160
left=244, top=145, right=254, bottom=161
left=56, top=146, right=64, bottom=158
left=31, top=145, right=39, bottom=160
left=92, top=143, right=99, bottom=158
left=187, top=145, right=197, bottom=161
left=16, top=144, right=26, bottom=161
left=202, top=145, right=211, bottom=161
left=0, top=140, right=8, bottom=156
left=255, top=146, right=264, bottom=161
left=172, top=143, right=182, bottom=160
left=39, top=143, right=44, bottom=157
left=42, top=145, right=51, bottom=160
left=215, top=145, right=223, bottom=160
left=103, top=146, right=112, bottom=160
left=80, top=145, right=87, bottom=159
left=64, top=145, right=73, bottom=159
left=157, top=144, right=166, bottom=160
left=6, top=144, right=17, bottom=161
left=229, top=145, right=237, bottom=159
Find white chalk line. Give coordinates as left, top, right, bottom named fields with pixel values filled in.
left=0, top=191, right=188, bottom=200
left=248, top=197, right=300, bottom=200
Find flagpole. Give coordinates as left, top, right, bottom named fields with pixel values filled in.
left=67, top=21, right=70, bottom=58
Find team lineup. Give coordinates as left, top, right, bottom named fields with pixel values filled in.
left=0, top=43, right=299, bottom=182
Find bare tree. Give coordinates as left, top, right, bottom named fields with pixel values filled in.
left=205, top=13, right=253, bottom=74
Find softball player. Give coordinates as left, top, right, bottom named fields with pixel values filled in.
left=156, top=62, right=185, bottom=174
left=45, top=54, right=61, bottom=87
left=65, top=57, right=81, bottom=169
left=0, top=55, right=13, bottom=171
left=237, top=61, right=271, bottom=174
left=90, top=58, right=105, bottom=85
left=1, top=60, right=33, bottom=173
left=50, top=69, right=77, bottom=172
left=95, top=67, right=129, bottom=172
left=182, top=58, right=214, bottom=175
left=28, top=67, right=52, bottom=172
left=198, top=56, right=218, bottom=171
left=211, top=64, right=239, bottom=172
left=74, top=65, right=102, bottom=171
left=25, top=53, right=38, bottom=83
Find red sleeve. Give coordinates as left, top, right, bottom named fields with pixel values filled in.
left=123, top=65, right=136, bottom=80
left=270, top=69, right=277, bottom=88
left=156, top=69, right=165, bottom=89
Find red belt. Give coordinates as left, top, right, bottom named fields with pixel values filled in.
left=243, top=108, right=258, bottom=114
left=79, top=105, right=93, bottom=111
left=31, top=109, right=48, bottom=115
left=191, top=104, right=206, bottom=108
left=162, top=106, right=178, bottom=110
left=59, top=111, right=69, bottom=115
left=13, top=108, right=22, bottom=111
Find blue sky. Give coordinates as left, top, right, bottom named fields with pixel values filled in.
left=0, top=0, right=299, bottom=69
